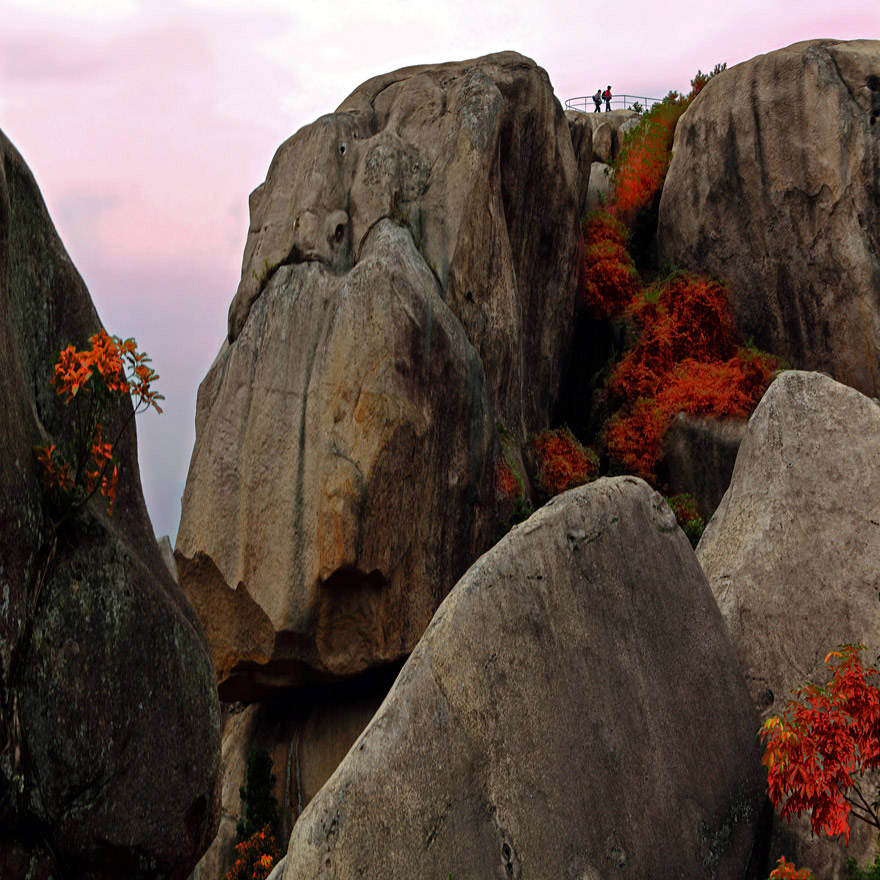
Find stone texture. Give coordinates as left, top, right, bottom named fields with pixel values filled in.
left=192, top=668, right=396, bottom=880
left=660, top=414, right=747, bottom=518
left=697, top=370, right=880, bottom=876
left=158, top=535, right=178, bottom=581
left=177, top=52, right=582, bottom=698
left=283, top=477, right=768, bottom=880
left=583, top=108, right=637, bottom=159
left=564, top=109, right=594, bottom=217
left=0, top=130, right=221, bottom=879
left=586, top=161, right=613, bottom=213
left=658, top=39, right=880, bottom=396
left=591, top=121, right=616, bottom=165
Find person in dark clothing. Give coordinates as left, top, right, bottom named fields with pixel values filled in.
left=603, top=86, right=612, bottom=112
left=593, top=89, right=602, bottom=112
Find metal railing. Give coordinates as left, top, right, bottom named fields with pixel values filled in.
left=565, top=94, right=663, bottom=114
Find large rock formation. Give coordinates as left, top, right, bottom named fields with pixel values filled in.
left=0, top=130, right=221, bottom=878
left=176, top=52, right=582, bottom=699
left=282, top=477, right=768, bottom=879
left=658, top=39, right=880, bottom=396
left=697, top=370, right=880, bottom=876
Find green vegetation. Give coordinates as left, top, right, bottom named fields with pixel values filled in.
left=665, top=494, right=705, bottom=548
left=237, top=749, right=281, bottom=842
left=848, top=844, right=880, bottom=880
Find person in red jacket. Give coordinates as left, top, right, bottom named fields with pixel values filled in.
left=602, top=86, right=612, bottom=112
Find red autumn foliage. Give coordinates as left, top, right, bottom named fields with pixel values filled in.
left=665, top=493, right=700, bottom=529
left=577, top=64, right=777, bottom=488
left=760, top=645, right=880, bottom=845
left=531, top=428, right=599, bottom=499
left=223, top=825, right=279, bottom=880
left=608, top=275, right=738, bottom=402
left=35, top=329, right=163, bottom=517
left=607, top=65, right=726, bottom=229
left=605, top=348, right=779, bottom=480
left=582, top=212, right=640, bottom=318
left=689, top=63, right=727, bottom=99
left=608, top=97, right=687, bottom=228
left=767, top=856, right=816, bottom=879
left=602, top=272, right=780, bottom=480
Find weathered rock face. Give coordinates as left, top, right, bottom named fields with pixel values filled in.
left=0, top=130, right=221, bottom=879
left=697, top=370, right=880, bottom=876
left=583, top=109, right=637, bottom=162
left=658, top=39, right=880, bottom=396
left=283, top=477, right=768, bottom=880
left=177, top=52, right=582, bottom=698
left=586, top=160, right=613, bottom=213
left=564, top=109, right=594, bottom=217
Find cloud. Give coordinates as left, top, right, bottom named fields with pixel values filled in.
left=4, top=0, right=879, bottom=542
left=4, top=0, right=141, bottom=23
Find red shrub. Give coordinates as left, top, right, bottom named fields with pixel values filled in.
left=608, top=97, right=687, bottom=228
left=223, top=826, right=279, bottom=880
left=688, top=63, right=727, bottom=100
left=658, top=274, right=737, bottom=362
left=606, top=275, right=736, bottom=404
left=531, top=428, right=599, bottom=499
left=606, top=348, right=780, bottom=480
left=582, top=212, right=640, bottom=318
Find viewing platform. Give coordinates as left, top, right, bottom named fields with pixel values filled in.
left=565, top=94, right=662, bottom=113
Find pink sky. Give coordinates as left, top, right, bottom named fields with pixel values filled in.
left=2, top=0, right=878, bottom=541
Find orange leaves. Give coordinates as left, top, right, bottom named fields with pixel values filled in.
left=598, top=270, right=780, bottom=480
left=35, top=329, right=163, bottom=518
left=760, top=645, right=880, bottom=844
left=531, top=428, right=598, bottom=500
left=607, top=275, right=738, bottom=404
left=607, top=67, right=724, bottom=230
left=51, top=329, right=164, bottom=414
left=607, top=96, right=687, bottom=228
left=605, top=350, right=779, bottom=479
left=582, top=212, right=640, bottom=318
left=768, top=856, right=816, bottom=879
left=223, top=825, right=279, bottom=880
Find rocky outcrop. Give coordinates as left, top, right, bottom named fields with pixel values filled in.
left=586, top=160, right=613, bottom=213
left=697, top=370, right=880, bottom=876
left=158, top=534, right=178, bottom=581
left=583, top=109, right=638, bottom=163
left=0, top=130, right=221, bottom=879
left=176, top=52, right=582, bottom=699
left=282, top=477, right=768, bottom=879
left=658, top=39, right=880, bottom=396
left=564, top=109, right=594, bottom=217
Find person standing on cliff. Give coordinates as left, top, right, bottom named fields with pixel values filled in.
left=593, top=89, right=602, bottom=112
left=603, top=86, right=613, bottom=112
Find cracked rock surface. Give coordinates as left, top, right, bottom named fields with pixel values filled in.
left=176, top=51, right=581, bottom=699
